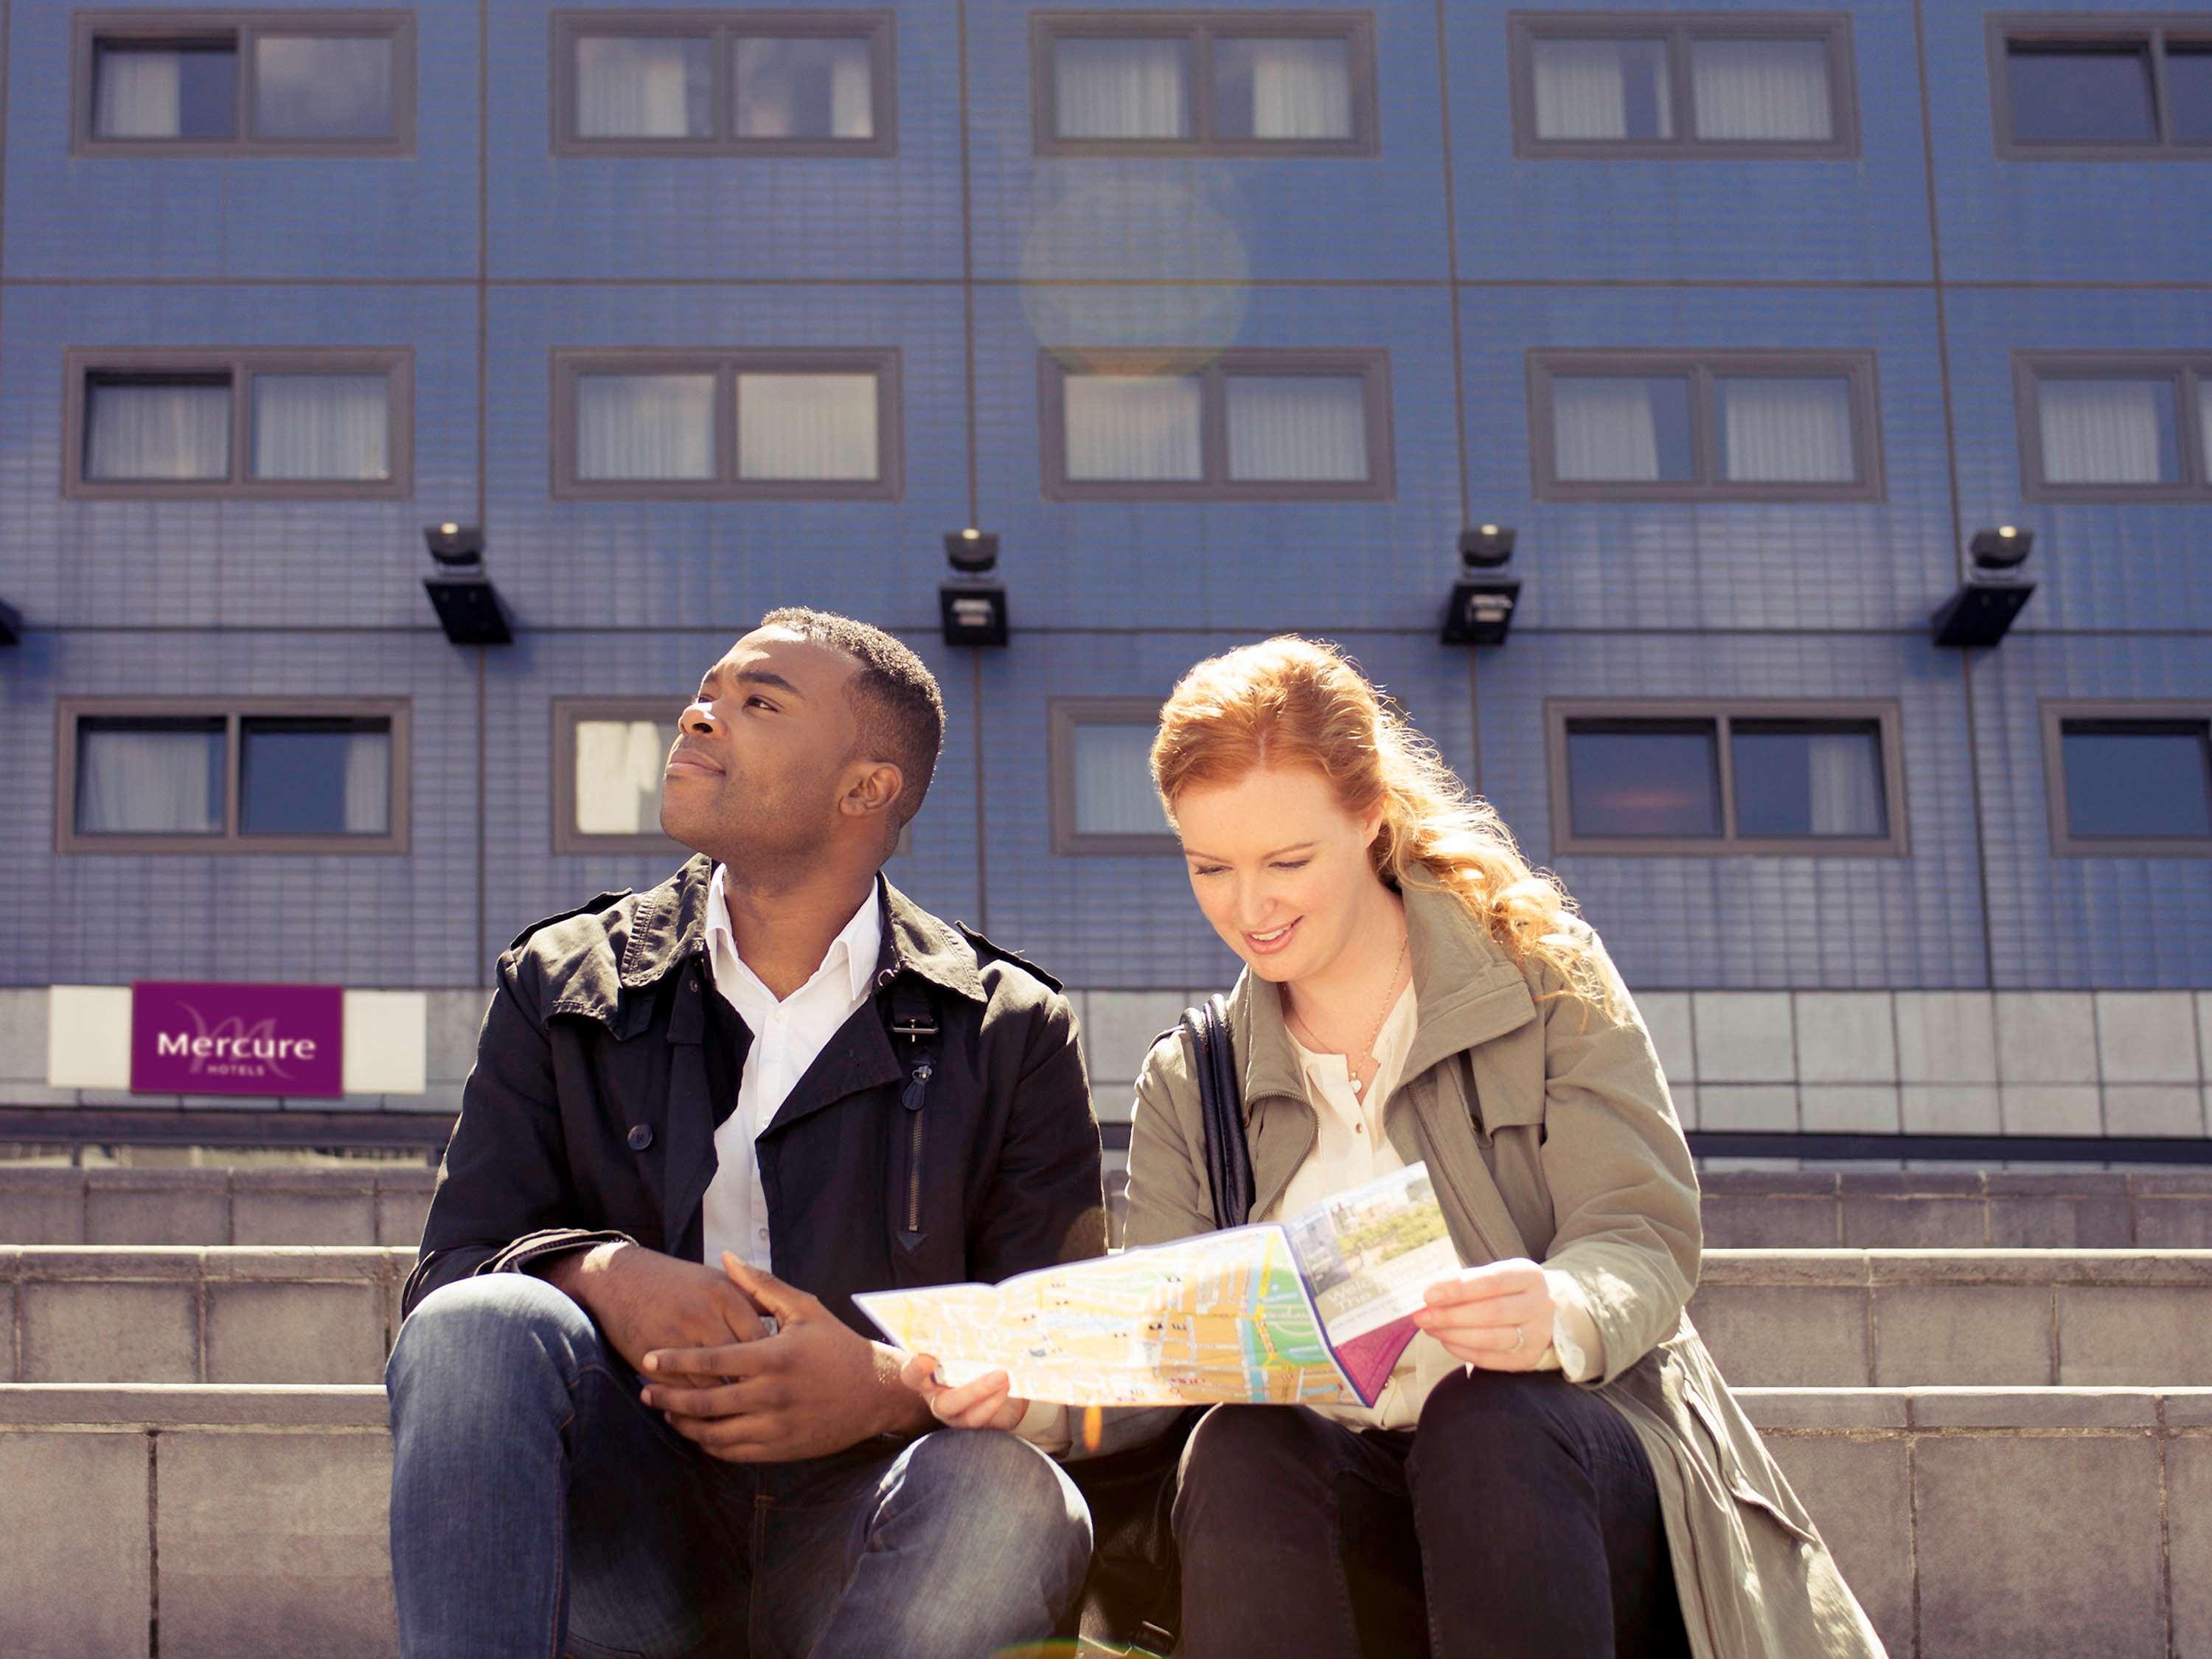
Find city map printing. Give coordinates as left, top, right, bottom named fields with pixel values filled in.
left=129, top=981, right=346, bottom=1099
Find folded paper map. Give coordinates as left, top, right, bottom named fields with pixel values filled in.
left=856, top=1162, right=1459, bottom=1408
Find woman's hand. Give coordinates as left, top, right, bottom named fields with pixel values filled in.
left=897, top=1352, right=1031, bottom=1432
left=1412, top=1257, right=1558, bottom=1371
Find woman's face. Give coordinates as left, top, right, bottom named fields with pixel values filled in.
left=1171, top=763, right=1384, bottom=985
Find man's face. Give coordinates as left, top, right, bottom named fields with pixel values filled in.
left=658, top=628, right=866, bottom=862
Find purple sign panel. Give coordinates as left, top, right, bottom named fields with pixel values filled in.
left=131, top=981, right=346, bottom=1099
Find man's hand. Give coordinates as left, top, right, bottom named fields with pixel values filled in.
left=543, top=1242, right=765, bottom=1390
left=639, top=1254, right=934, bottom=1463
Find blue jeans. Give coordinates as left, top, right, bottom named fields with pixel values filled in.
left=385, top=1272, right=1091, bottom=1659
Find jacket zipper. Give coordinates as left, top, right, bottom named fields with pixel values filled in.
left=902, top=1062, right=931, bottom=1237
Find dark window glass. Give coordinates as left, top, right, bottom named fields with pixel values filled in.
left=240, top=717, right=392, bottom=835
left=2168, top=44, right=2212, bottom=143
left=1566, top=723, right=1722, bottom=838
left=1732, top=720, right=1887, bottom=838
left=2006, top=41, right=2158, bottom=145
left=2062, top=722, right=2212, bottom=840
left=92, top=40, right=239, bottom=140
left=75, top=717, right=226, bottom=835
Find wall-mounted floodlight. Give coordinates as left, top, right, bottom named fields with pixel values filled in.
left=0, top=599, right=21, bottom=646
left=422, top=521, right=512, bottom=646
left=1441, top=525, right=1521, bottom=646
left=940, top=529, right=1009, bottom=647
left=1933, top=524, right=2035, bottom=649
left=945, top=527, right=998, bottom=574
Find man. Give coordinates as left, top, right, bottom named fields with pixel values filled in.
left=385, top=609, right=1105, bottom=1659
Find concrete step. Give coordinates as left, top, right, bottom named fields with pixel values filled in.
left=0, top=1165, right=434, bottom=1247
left=0, top=1382, right=2202, bottom=1658
left=1700, top=1168, right=2212, bottom=1248
left=9, top=1247, right=2212, bottom=1396
left=13, top=1164, right=2212, bottom=1254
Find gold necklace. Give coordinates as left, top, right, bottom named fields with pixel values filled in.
left=1290, top=927, right=1410, bottom=1100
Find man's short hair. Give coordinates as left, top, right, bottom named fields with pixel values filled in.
left=758, top=608, right=944, bottom=834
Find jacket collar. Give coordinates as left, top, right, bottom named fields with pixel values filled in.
left=1228, top=880, right=1538, bottom=1113
left=613, top=854, right=986, bottom=1008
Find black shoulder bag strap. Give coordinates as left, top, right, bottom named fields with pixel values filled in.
left=1072, top=995, right=1251, bottom=1655
left=1180, top=992, right=1252, bottom=1231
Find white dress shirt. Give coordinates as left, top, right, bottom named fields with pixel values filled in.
left=699, top=866, right=882, bottom=1275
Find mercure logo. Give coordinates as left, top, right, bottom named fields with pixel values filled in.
left=131, top=981, right=345, bottom=1099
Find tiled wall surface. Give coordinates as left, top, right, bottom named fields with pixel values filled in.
left=2, top=1, right=2208, bottom=1097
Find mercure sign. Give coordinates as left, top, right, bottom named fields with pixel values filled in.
left=130, top=981, right=346, bottom=1098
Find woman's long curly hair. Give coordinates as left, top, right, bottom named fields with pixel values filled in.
left=1150, top=635, right=1615, bottom=1015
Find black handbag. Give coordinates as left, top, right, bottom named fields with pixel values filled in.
left=1068, top=994, right=1251, bottom=1655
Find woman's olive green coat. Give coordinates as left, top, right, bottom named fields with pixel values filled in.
left=1107, top=883, right=1887, bottom=1659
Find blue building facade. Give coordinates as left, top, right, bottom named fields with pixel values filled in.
left=3, top=0, right=2209, bottom=1149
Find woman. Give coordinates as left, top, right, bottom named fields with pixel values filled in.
left=905, top=636, right=1884, bottom=1659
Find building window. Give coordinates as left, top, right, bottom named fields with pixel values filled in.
left=1528, top=350, right=1882, bottom=502
left=553, top=11, right=895, bottom=156
left=57, top=698, right=408, bottom=855
left=1048, top=700, right=1175, bottom=855
left=1546, top=701, right=1906, bottom=857
left=1032, top=12, right=1377, bottom=156
left=552, top=349, right=901, bottom=500
left=1041, top=349, right=1392, bottom=501
left=1991, top=15, right=2212, bottom=156
left=552, top=699, right=681, bottom=855
left=65, top=349, right=411, bottom=499
left=1508, top=13, right=1857, bottom=159
left=2016, top=353, right=2212, bottom=499
left=2043, top=702, right=2212, bottom=856
left=74, top=10, right=414, bottom=156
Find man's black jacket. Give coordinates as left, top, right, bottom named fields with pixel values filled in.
left=402, top=855, right=1107, bottom=1333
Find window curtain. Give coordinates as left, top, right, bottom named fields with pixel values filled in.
left=254, top=35, right=392, bottom=139
left=77, top=726, right=223, bottom=835
left=2039, top=378, right=2175, bottom=484
left=575, top=35, right=711, bottom=139
left=1225, top=375, right=1368, bottom=481
left=734, top=36, right=873, bottom=139
left=1217, top=37, right=1352, bottom=139
left=86, top=381, right=231, bottom=480
left=340, top=730, right=392, bottom=833
left=1718, top=377, right=1856, bottom=482
left=1065, top=374, right=1204, bottom=480
left=2199, top=378, right=2212, bottom=481
left=577, top=374, right=715, bottom=480
left=1804, top=732, right=1884, bottom=835
left=574, top=720, right=669, bottom=835
left=94, top=47, right=184, bottom=138
left=252, top=374, right=389, bottom=481
left=1073, top=724, right=1169, bottom=835
left=1552, top=378, right=1662, bottom=481
left=737, top=373, right=879, bottom=480
left=1691, top=38, right=1832, bottom=141
left=1530, top=38, right=1671, bottom=140
left=1055, top=38, right=1190, bottom=139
